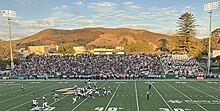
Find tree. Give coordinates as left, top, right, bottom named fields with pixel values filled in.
left=119, top=38, right=129, bottom=52
left=212, top=55, right=220, bottom=68
left=212, top=28, right=220, bottom=37
left=128, top=40, right=154, bottom=52
left=176, top=12, right=197, bottom=54
left=58, top=44, right=75, bottom=54
left=157, top=38, right=169, bottom=52
left=0, top=57, right=6, bottom=70
left=119, top=38, right=128, bottom=46
left=203, top=28, right=220, bottom=51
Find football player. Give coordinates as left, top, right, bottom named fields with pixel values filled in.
left=88, top=90, right=94, bottom=98
left=32, top=99, right=38, bottom=108
left=94, top=87, right=100, bottom=96
left=145, top=91, right=150, bottom=101
left=72, top=96, right=77, bottom=104
left=21, top=85, right=25, bottom=92
left=107, top=86, right=112, bottom=95
left=102, top=87, right=107, bottom=96
left=53, top=92, right=59, bottom=102
left=148, top=81, right=152, bottom=90
left=42, top=97, right=49, bottom=108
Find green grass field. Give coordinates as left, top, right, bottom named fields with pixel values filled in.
left=0, top=79, right=220, bottom=111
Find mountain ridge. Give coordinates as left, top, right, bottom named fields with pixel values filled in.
left=15, top=27, right=172, bottom=48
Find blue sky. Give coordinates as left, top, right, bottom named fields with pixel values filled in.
left=0, top=0, right=220, bottom=40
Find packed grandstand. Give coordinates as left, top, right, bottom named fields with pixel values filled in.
left=8, top=54, right=207, bottom=79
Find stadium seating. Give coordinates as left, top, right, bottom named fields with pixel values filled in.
left=13, top=54, right=160, bottom=79
left=12, top=54, right=206, bottom=79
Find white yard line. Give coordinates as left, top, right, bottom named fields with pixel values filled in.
left=0, top=89, right=20, bottom=95
left=0, top=83, right=58, bottom=104
left=6, top=90, right=54, bottom=111
left=186, top=84, right=220, bottom=100
left=0, top=82, right=44, bottom=96
left=5, top=81, right=80, bottom=111
left=71, top=81, right=109, bottom=111
left=71, top=98, right=88, bottom=111
left=194, top=81, right=220, bottom=92
left=50, top=95, right=69, bottom=105
left=152, top=83, right=173, bottom=111
left=104, top=82, right=121, bottom=111
left=163, top=81, right=208, bottom=111
left=135, top=81, right=140, bottom=111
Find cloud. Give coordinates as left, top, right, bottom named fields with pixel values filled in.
left=136, top=7, right=179, bottom=35
left=74, top=1, right=83, bottom=5
left=12, top=15, right=102, bottom=33
left=122, top=2, right=141, bottom=10
left=0, top=33, right=26, bottom=40
left=89, top=2, right=117, bottom=12
left=0, top=2, right=103, bottom=40
left=197, top=29, right=208, bottom=39
left=11, top=0, right=32, bottom=5
left=183, top=5, right=196, bottom=12
left=115, top=23, right=155, bottom=29
left=72, top=16, right=94, bottom=27
left=114, top=10, right=139, bottom=22
left=51, top=5, right=75, bottom=18
left=139, top=7, right=178, bottom=19
left=1, top=2, right=207, bottom=40
left=14, top=17, right=57, bottom=29
left=91, top=10, right=141, bottom=27
left=0, top=17, right=57, bottom=39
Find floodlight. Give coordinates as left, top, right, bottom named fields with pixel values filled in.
left=1, top=9, right=16, bottom=18
left=1, top=9, right=16, bottom=70
left=204, top=1, right=219, bottom=11
left=203, top=1, right=219, bottom=76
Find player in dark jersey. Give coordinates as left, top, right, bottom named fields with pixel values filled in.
left=88, top=89, right=94, bottom=98
left=42, top=97, right=49, bottom=108
left=88, top=85, right=92, bottom=89
left=103, top=87, right=107, bottom=96
left=21, top=85, right=25, bottom=92
left=148, top=81, right=152, bottom=90
left=94, top=87, right=100, bottom=96
left=145, top=91, right=150, bottom=101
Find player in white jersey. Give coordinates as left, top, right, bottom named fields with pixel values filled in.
left=72, top=96, right=77, bottom=104
left=77, top=89, right=82, bottom=98
left=32, top=99, right=38, bottom=108
left=53, top=92, right=59, bottom=102
left=107, top=86, right=112, bottom=95
left=73, top=85, right=78, bottom=90
left=145, top=91, right=150, bottom=101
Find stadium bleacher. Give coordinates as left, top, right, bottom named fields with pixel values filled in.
left=12, top=54, right=160, bottom=79
left=12, top=54, right=207, bottom=79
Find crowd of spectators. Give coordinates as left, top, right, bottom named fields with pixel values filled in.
left=13, top=54, right=162, bottom=79
left=12, top=53, right=207, bottom=79
left=160, top=54, right=206, bottom=77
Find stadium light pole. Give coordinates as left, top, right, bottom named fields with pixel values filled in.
left=204, top=1, right=219, bottom=76
left=1, top=9, right=16, bottom=70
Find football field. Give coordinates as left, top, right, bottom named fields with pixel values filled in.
left=0, top=79, right=220, bottom=111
